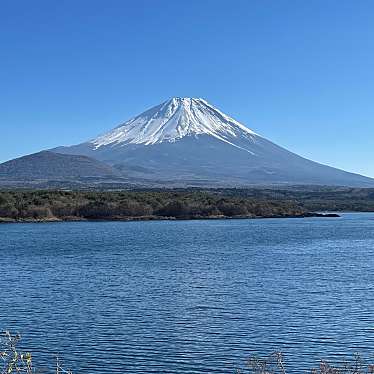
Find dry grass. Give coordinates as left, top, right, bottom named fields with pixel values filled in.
left=2, top=331, right=373, bottom=374
left=242, top=352, right=374, bottom=374
left=1, top=331, right=72, bottom=374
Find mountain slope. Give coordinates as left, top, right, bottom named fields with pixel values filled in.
left=54, top=97, right=374, bottom=187
left=0, top=151, right=118, bottom=181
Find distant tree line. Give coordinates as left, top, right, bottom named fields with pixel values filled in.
left=201, top=186, right=374, bottom=212
left=0, top=190, right=309, bottom=222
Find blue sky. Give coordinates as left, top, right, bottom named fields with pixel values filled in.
left=1, top=0, right=374, bottom=176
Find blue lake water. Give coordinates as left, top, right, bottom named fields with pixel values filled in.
left=1, top=213, right=373, bottom=373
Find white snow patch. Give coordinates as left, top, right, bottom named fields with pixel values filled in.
left=91, top=98, right=259, bottom=153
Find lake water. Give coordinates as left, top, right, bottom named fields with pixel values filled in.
left=1, top=213, right=373, bottom=373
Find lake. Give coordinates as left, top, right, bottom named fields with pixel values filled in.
left=1, top=213, right=373, bottom=373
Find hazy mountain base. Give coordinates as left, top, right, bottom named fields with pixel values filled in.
left=0, top=190, right=335, bottom=223
left=55, top=134, right=374, bottom=188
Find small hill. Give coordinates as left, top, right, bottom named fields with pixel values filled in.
left=0, top=151, right=117, bottom=181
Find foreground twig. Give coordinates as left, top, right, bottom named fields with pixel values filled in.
left=1, top=331, right=72, bottom=374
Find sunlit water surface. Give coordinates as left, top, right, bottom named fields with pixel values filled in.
left=1, top=213, right=373, bottom=373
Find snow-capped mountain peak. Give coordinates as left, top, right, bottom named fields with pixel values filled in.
left=91, top=97, right=258, bottom=149
left=50, top=97, right=374, bottom=187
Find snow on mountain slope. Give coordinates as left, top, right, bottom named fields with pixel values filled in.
left=91, top=97, right=258, bottom=153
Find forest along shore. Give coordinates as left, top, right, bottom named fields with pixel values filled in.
left=0, top=190, right=340, bottom=223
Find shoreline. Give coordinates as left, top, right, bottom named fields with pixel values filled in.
left=0, top=212, right=340, bottom=224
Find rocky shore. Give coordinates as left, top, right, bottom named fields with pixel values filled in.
left=0, top=212, right=340, bottom=224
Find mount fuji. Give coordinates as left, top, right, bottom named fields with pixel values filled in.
left=50, top=97, right=373, bottom=187
left=1, top=97, right=373, bottom=187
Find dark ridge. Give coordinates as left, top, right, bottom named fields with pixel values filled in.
left=0, top=151, right=118, bottom=180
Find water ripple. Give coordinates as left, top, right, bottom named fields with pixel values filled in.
left=1, top=213, right=373, bottom=373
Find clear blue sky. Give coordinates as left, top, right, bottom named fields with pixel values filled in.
left=1, top=0, right=374, bottom=176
